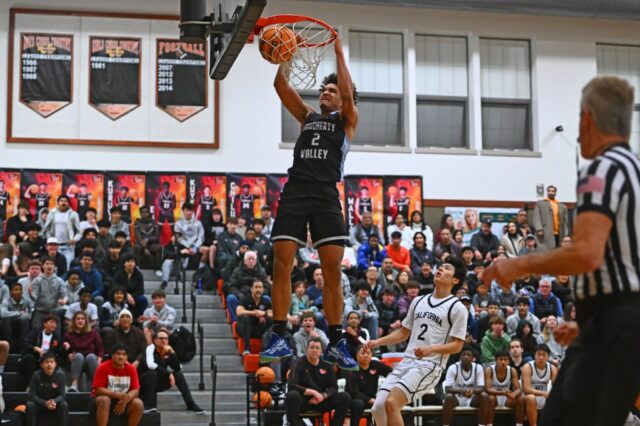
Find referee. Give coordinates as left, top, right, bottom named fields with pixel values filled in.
left=485, top=75, right=640, bottom=426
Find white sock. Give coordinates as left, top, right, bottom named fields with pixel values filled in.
left=199, top=262, right=206, bottom=269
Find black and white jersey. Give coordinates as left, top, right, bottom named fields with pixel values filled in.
left=116, top=196, right=132, bottom=221
left=358, top=197, right=372, bottom=216
left=288, top=111, right=349, bottom=183
left=575, top=143, right=640, bottom=300
left=396, top=197, right=410, bottom=219
left=76, top=193, right=91, bottom=219
left=401, top=294, right=468, bottom=368
left=159, top=193, right=175, bottom=213
left=35, top=193, right=50, bottom=210
left=443, top=361, right=484, bottom=389
left=239, top=194, right=254, bottom=219
left=199, top=195, right=216, bottom=219
left=0, top=190, right=9, bottom=218
left=489, top=365, right=512, bottom=392
left=527, top=361, right=551, bottom=392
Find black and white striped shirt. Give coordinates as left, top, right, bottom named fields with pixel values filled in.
left=575, top=143, right=640, bottom=299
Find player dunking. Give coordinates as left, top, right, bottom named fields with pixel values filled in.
left=366, top=256, right=468, bottom=425
left=260, top=35, right=359, bottom=370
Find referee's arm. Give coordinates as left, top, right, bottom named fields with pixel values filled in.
left=484, top=211, right=611, bottom=287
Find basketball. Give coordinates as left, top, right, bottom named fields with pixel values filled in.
left=251, top=391, right=272, bottom=408
left=67, top=184, right=79, bottom=195
left=27, top=184, right=39, bottom=194
left=255, top=366, right=276, bottom=384
left=259, top=24, right=298, bottom=65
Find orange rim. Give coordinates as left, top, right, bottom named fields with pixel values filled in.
left=254, top=14, right=337, bottom=48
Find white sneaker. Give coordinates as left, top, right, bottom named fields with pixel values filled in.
left=155, top=270, right=163, bottom=278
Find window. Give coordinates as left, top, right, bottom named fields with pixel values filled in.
left=415, top=35, right=468, bottom=148
left=596, top=43, right=640, bottom=153
left=349, top=31, right=404, bottom=146
left=479, top=38, right=532, bottom=150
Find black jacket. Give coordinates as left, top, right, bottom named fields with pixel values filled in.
left=29, top=368, right=66, bottom=408
left=112, top=268, right=145, bottom=297
left=138, top=344, right=182, bottom=379
left=23, top=327, right=65, bottom=360
left=288, top=356, right=337, bottom=398
left=346, top=360, right=392, bottom=402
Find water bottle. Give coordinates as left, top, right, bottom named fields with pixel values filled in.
left=196, top=277, right=203, bottom=295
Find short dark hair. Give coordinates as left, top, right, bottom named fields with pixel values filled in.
left=110, top=206, right=122, bottom=214
left=26, top=222, right=41, bottom=232
left=182, top=202, right=194, bottom=210
left=152, top=289, right=166, bottom=299
left=391, top=231, right=402, bottom=239
left=82, top=228, right=97, bottom=238
left=66, top=270, right=81, bottom=279
left=319, top=73, right=358, bottom=105
left=307, top=337, right=323, bottom=348
left=41, top=256, right=55, bottom=265
left=494, top=349, right=510, bottom=359
left=57, top=194, right=69, bottom=202
left=39, top=351, right=57, bottom=364
left=405, top=281, right=420, bottom=290
left=547, top=185, right=557, bottom=192
left=9, top=281, right=23, bottom=291
left=86, top=207, right=97, bottom=214
left=535, top=343, right=551, bottom=355
left=79, top=252, right=94, bottom=262
left=97, top=219, right=111, bottom=228
left=121, top=254, right=136, bottom=264
left=226, top=217, right=238, bottom=225
left=108, top=241, right=121, bottom=249
left=114, top=231, right=128, bottom=239
left=488, top=300, right=501, bottom=308
left=353, top=282, right=370, bottom=293
left=79, top=287, right=92, bottom=296
left=380, top=288, right=395, bottom=297
left=300, top=311, right=315, bottom=321
left=253, top=218, right=265, bottom=226
left=516, top=296, right=530, bottom=306
left=443, top=256, right=467, bottom=284
left=111, top=343, right=129, bottom=355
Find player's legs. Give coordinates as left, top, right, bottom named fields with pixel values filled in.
left=470, top=393, right=489, bottom=425
left=317, top=243, right=344, bottom=341
left=525, top=394, right=539, bottom=426
left=442, top=393, right=460, bottom=425
left=384, top=387, right=408, bottom=426
left=505, top=395, right=525, bottom=424
left=486, top=395, right=497, bottom=425
left=371, top=389, right=389, bottom=426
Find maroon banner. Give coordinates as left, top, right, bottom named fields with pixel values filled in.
left=105, top=172, right=146, bottom=224
left=21, top=171, right=63, bottom=217
left=145, top=173, right=187, bottom=225
left=344, top=176, right=384, bottom=229
left=187, top=173, right=227, bottom=222
left=0, top=171, right=21, bottom=220
left=383, top=176, right=423, bottom=229
left=63, top=171, right=105, bottom=220
left=226, top=173, right=267, bottom=222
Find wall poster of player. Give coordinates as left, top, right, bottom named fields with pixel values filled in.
left=383, top=176, right=423, bottom=228
left=89, top=36, right=141, bottom=120
left=21, top=171, right=63, bottom=217
left=344, top=176, right=384, bottom=228
left=156, top=39, right=207, bottom=122
left=20, top=33, right=73, bottom=118
left=63, top=172, right=105, bottom=221
left=105, top=172, right=145, bottom=224
left=0, top=170, right=21, bottom=220
left=266, top=174, right=288, bottom=218
left=226, top=174, right=267, bottom=224
left=187, top=173, right=227, bottom=225
left=145, top=173, right=187, bottom=225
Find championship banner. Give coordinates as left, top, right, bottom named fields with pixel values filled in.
left=20, top=33, right=73, bottom=118
left=266, top=174, right=288, bottom=218
left=105, top=173, right=145, bottom=224
left=383, top=176, right=423, bottom=229
left=344, top=176, right=384, bottom=229
left=445, top=207, right=519, bottom=245
left=63, top=172, right=105, bottom=221
left=21, top=171, right=63, bottom=217
left=226, top=174, right=267, bottom=222
left=146, top=173, right=187, bottom=225
left=156, top=39, right=207, bottom=122
left=0, top=171, right=21, bottom=220
left=187, top=174, right=227, bottom=223
left=89, top=37, right=141, bottom=120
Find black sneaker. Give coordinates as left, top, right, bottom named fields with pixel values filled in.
left=160, top=280, right=168, bottom=290
left=186, top=404, right=206, bottom=414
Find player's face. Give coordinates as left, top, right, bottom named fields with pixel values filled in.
left=434, top=263, right=456, bottom=287
left=319, top=83, right=341, bottom=112
left=399, top=189, right=407, bottom=199
left=242, top=186, right=249, bottom=194
left=535, top=350, right=549, bottom=365
left=496, top=356, right=510, bottom=369
left=80, top=185, right=87, bottom=195
left=0, top=182, right=4, bottom=190
left=460, top=350, right=474, bottom=365
left=39, top=184, right=46, bottom=193
left=204, top=187, right=211, bottom=196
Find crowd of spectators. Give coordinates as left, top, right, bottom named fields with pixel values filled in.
left=0, top=195, right=205, bottom=423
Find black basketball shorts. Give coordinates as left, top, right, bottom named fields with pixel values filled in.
left=271, top=180, right=348, bottom=247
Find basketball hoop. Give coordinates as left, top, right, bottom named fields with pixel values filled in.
left=255, top=15, right=337, bottom=90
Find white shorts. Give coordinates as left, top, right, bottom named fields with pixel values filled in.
left=495, top=395, right=507, bottom=407
left=455, top=395, right=473, bottom=407
left=378, top=358, right=443, bottom=402
left=536, top=396, right=546, bottom=409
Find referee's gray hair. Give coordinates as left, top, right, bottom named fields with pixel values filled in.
left=581, top=76, right=635, bottom=138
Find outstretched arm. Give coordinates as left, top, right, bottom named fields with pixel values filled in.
left=274, top=66, right=313, bottom=124
left=334, top=35, right=358, bottom=140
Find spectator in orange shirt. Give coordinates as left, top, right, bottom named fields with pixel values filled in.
left=385, top=232, right=411, bottom=274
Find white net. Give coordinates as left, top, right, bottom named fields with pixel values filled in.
left=259, top=20, right=335, bottom=90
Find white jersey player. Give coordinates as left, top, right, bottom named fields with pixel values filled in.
left=522, top=344, right=557, bottom=426
left=485, top=349, right=524, bottom=425
left=367, top=257, right=469, bottom=426
left=442, top=347, right=487, bottom=426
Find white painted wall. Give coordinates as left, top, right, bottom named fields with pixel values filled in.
left=2, top=0, right=640, bottom=203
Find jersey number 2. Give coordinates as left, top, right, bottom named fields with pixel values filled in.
left=311, top=132, right=320, bottom=146
left=417, top=324, right=429, bottom=341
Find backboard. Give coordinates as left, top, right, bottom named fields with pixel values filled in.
left=179, top=0, right=267, bottom=80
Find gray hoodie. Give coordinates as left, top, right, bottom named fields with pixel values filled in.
left=31, top=273, right=67, bottom=313
left=174, top=217, right=204, bottom=250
